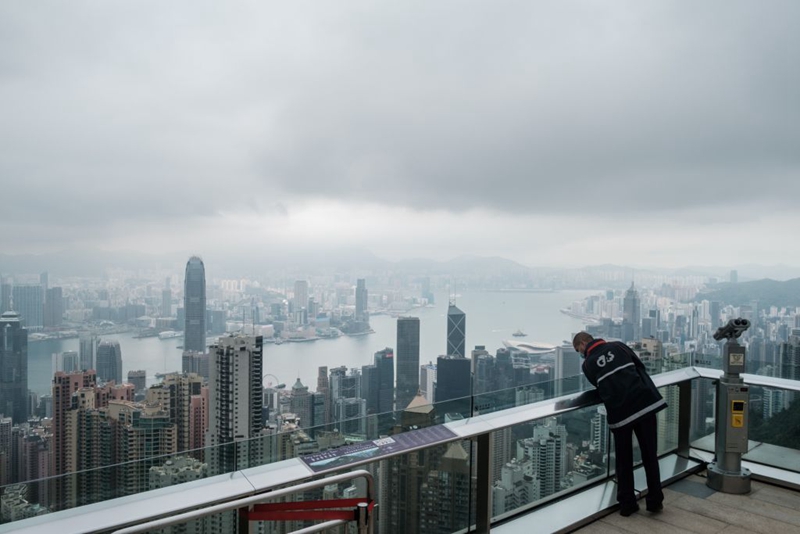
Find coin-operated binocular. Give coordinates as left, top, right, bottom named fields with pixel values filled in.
left=707, top=318, right=751, bottom=494
left=712, top=318, right=751, bottom=342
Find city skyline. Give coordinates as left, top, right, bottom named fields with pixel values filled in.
left=1, top=3, right=798, bottom=267
left=2, top=250, right=800, bottom=528
left=1, top=1, right=799, bottom=529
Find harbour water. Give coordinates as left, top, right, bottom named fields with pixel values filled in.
left=27, top=289, right=598, bottom=395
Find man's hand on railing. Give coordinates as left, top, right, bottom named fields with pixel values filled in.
left=554, top=390, right=601, bottom=410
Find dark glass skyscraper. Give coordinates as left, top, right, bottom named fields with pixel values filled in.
left=184, top=256, right=207, bottom=352
left=435, top=355, right=471, bottom=403
left=447, top=303, right=466, bottom=358
left=0, top=311, right=28, bottom=424
left=396, top=317, right=420, bottom=410
left=374, top=348, right=395, bottom=414
left=96, top=340, right=123, bottom=384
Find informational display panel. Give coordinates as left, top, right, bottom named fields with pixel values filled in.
left=300, top=425, right=458, bottom=473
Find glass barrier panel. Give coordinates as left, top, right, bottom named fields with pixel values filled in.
left=691, top=352, right=723, bottom=371
left=491, top=405, right=609, bottom=522
left=690, top=377, right=716, bottom=446
left=656, top=384, right=681, bottom=456
left=746, top=385, right=800, bottom=473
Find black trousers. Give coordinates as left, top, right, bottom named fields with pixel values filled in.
left=612, top=412, right=663, bottom=507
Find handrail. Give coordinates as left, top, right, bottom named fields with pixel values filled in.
left=694, top=366, right=800, bottom=392
left=112, top=469, right=373, bottom=534
left=3, top=366, right=798, bottom=534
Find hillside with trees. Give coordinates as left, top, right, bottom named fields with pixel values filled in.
left=697, top=278, right=800, bottom=308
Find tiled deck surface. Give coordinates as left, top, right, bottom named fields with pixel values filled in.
left=574, top=474, right=800, bottom=534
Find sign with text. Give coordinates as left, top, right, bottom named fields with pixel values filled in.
left=300, top=425, right=458, bottom=473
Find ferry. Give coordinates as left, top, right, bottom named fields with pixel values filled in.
left=502, top=339, right=557, bottom=355
left=158, top=330, right=182, bottom=340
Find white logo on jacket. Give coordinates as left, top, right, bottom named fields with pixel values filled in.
left=596, top=352, right=616, bottom=368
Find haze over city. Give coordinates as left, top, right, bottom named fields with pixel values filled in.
left=1, top=1, right=798, bottom=268
left=3, top=2, right=800, bottom=533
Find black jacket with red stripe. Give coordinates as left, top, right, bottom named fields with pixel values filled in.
left=581, top=339, right=666, bottom=430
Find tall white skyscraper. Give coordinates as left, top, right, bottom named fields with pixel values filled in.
left=206, top=335, right=263, bottom=473
left=590, top=406, right=609, bottom=455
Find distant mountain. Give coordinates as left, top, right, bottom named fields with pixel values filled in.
left=671, top=264, right=800, bottom=282
left=2, top=247, right=799, bottom=286
left=0, top=248, right=185, bottom=277
left=697, top=278, right=800, bottom=308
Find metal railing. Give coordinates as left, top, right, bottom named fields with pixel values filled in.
left=113, top=469, right=374, bottom=534
left=3, top=365, right=799, bottom=534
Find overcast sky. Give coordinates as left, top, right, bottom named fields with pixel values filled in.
left=1, top=1, right=798, bottom=268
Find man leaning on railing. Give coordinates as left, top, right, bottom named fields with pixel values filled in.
left=573, top=331, right=667, bottom=517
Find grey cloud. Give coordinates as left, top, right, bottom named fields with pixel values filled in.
left=0, top=1, right=798, bottom=238
left=251, top=2, right=800, bottom=215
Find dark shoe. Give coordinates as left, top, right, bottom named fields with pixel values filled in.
left=646, top=501, right=663, bottom=513
left=620, top=503, right=640, bottom=517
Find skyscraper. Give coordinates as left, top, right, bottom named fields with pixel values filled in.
left=779, top=332, right=800, bottom=406
left=419, top=362, right=437, bottom=403
left=182, top=350, right=210, bottom=379
left=554, top=344, right=583, bottom=397
left=183, top=256, right=207, bottom=353
left=96, top=340, right=123, bottom=384
left=590, top=406, right=609, bottom=455
left=51, top=370, right=97, bottom=508
left=12, top=284, right=43, bottom=330
left=145, top=372, right=203, bottom=452
left=0, top=279, right=11, bottom=313
left=709, top=301, right=722, bottom=330
left=374, top=347, right=395, bottom=415
left=79, top=334, right=97, bottom=371
left=447, top=303, right=466, bottom=358
left=622, top=282, right=641, bottom=342
left=396, top=317, right=421, bottom=410
left=161, top=279, right=172, bottom=318
left=355, top=279, right=368, bottom=322
left=52, top=350, right=79, bottom=374
left=127, top=370, right=147, bottom=394
left=44, top=287, right=63, bottom=328
left=289, top=378, right=312, bottom=429
left=206, top=335, right=263, bottom=473
left=435, top=355, right=471, bottom=405
left=0, top=311, right=28, bottom=424
left=381, top=392, right=439, bottom=534
left=361, top=364, right=379, bottom=415
left=421, top=276, right=435, bottom=304
left=293, top=280, right=309, bottom=323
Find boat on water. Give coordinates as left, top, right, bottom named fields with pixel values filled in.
left=512, top=329, right=527, bottom=337
left=503, top=339, right=557, bottom=355
left=158, top=330, right=182, bottom=340
left=134, top=329, right=159, bottom=339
